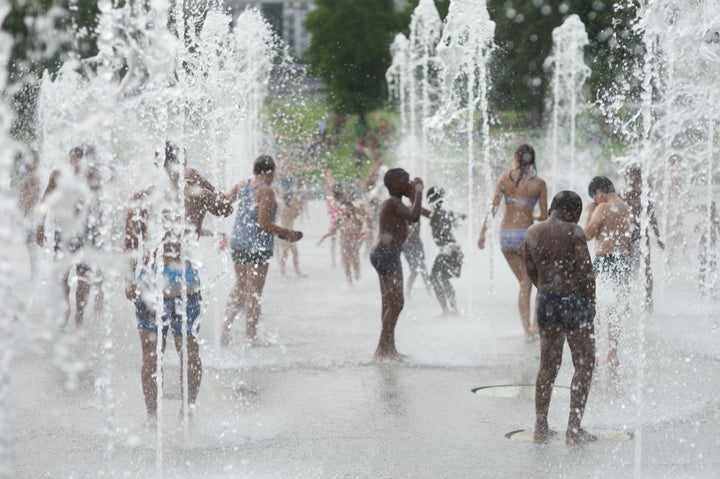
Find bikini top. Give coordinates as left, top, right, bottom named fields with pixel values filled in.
left=505, top=196, right=537, bottom=207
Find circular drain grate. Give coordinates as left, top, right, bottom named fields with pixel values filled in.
left=505, top=429, right=633, bottom=443
left=472, top=384, right=570, bottom=398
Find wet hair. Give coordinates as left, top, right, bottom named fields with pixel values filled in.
left=69, top=144, right=96, bottom=162
left=163, top=141, right=181, bottom=169
left=426, top=186, right=445, bottom=206
left=626, top=165, right=641, bottom=176
left=513, top=143, right=536, bottom=187
left=253, top=155, right=275, bottom=175
left=332, top=183, right=344, bottom=202
left=383, top=168, right=407, bottom=191
left=587, top=176, right=615, bottom=197
left=550, top=190, right=582, bottom=222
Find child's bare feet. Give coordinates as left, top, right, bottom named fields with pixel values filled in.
left=533, top=428, right=558, bottom=444
left=373, top=348, right=407, bottom=362
left=524, top=330, right=539, bottom=343
left=566, top=428, right=597, bottom=445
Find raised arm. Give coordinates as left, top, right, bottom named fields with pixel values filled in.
left=583, top=202, right=603, bottom=242
left=192, top=173, right=234, bottom=218
left=359, top=155, right=384, bottom=192
left=395, top=179, right=424, bottom=222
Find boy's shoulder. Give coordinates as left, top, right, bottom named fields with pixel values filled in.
left=381, top=196, right=402, bottom=208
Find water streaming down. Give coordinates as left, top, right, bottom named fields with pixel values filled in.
left=387, top=0, right=442, bottom=179
left=428, top=0, right=495, bottom=304
left=543, top=14, right=591, bottom=194
left=0, top=5, right=23, bottom=477
left=598, top=0, right=720, bottom=474
left=603, top=0, right=720, bottom=283
left=25, top=2, right=279, bottom=476
left=4, top=1, right=720, bottom=477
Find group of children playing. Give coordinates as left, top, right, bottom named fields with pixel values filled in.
left=320, top=167, right=467, bottom=317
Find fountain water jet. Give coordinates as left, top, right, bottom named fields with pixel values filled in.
left=32, top=2, right=282, bottom=475
left=543, top=14, right=591, bottom=194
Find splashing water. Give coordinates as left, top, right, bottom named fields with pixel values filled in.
left=544, top=14, right=591, bottom=194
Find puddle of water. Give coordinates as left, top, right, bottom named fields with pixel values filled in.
left=505, top=428, right=633, bottom=443
left=472, top=384, right=570, bottom=399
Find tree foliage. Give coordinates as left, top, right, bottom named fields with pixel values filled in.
left=1, top=0, right=642, bottom=135
left=487, top=0, right=639, bottom=125
left=2, top=0, right=99, bottom=139
left=305, top=0, right=400, bottom=115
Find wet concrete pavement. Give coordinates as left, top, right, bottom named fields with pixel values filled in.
left=10, top=201, right=720, bottom=478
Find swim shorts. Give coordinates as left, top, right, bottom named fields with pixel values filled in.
left=343, top=241, right=362, bottom=254
left=370, top=249, right=403, bottom=276
left=135, top=291, right=202, bottom=337
left=431, top=244, right=463, bottom=279
left=536, top=291, right=594, bottom=331
left=593, top=253, right=631, bottom=282
left=231, top=249, right=273, bottom=266
left=134, top=266, right=202, bottom=336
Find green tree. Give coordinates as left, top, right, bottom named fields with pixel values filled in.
left=2, top=0, right=99, bottom=140
left=397, top=0, right=449, bottom=34
left=486, top=0, right=639, bottom=126
left=305, top=0, right=400, bottom=114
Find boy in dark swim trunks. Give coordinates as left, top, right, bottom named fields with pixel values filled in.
left=370, top=168, right=423, bottom=360
left=524, top=191, right=597, bottom=445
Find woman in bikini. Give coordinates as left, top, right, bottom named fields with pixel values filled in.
left=478, top=143, right=548, bottom=340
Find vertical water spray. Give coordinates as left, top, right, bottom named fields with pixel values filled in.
left=34, top=1, right=282, bottom=475
left=430, top=0, right=495, bottom=309
left=601, top=1, right=720, bottom=474
left=408, top=0, right=442, bottom=180
left=543, top=14, right=591, bottom=193
left=0, top=5, right=20, bottom=476
left=387, top=33, right=410, bottom=138
left=387, top=0, right=442, bottom=176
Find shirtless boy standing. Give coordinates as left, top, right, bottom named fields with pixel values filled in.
left=584, top=176, right=631, bottom=368
left=369, top=168, right=423, bottom=360
left=524, top=191, right=596, bottom=445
